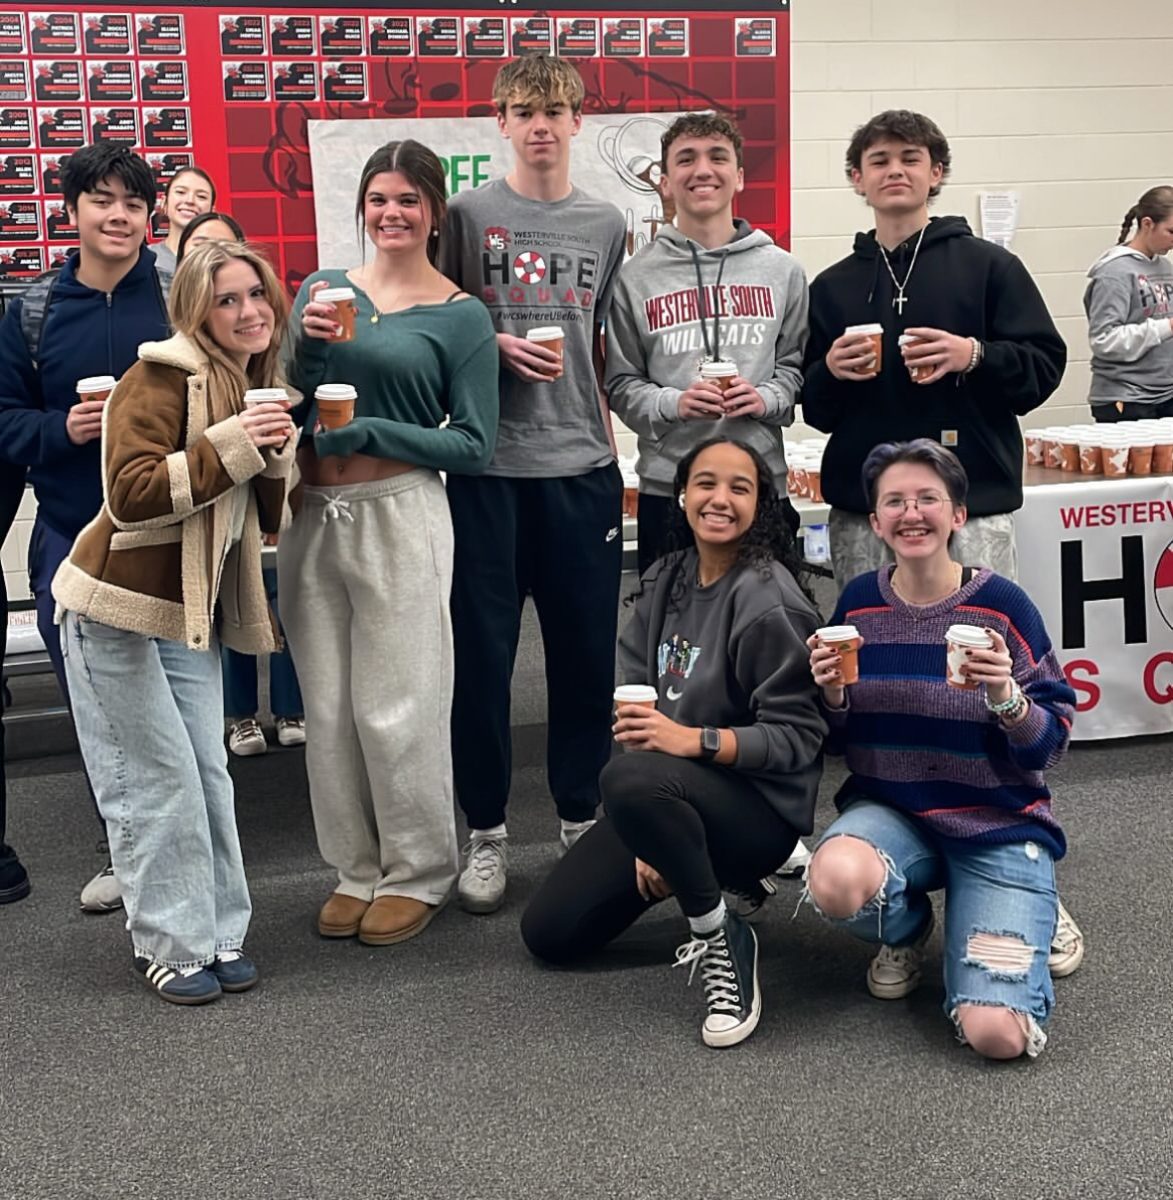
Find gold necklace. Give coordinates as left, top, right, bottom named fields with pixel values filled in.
left=890, top=561, right=962, bottom=605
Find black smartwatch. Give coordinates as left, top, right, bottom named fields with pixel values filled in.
left=699, top=726, right=721, bottom=760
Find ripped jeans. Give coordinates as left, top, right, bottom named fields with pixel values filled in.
left=809, top=798, right=1056, bottom=1053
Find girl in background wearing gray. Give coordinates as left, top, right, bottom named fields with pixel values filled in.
left=1084, top=186, right=1173, bottom=422
left=282, top=140, right=499, bottom=948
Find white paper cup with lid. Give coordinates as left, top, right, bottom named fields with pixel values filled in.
left=314, top=382, right=357, bottom=429
left=700, top=359, right=739, bottom=392
left=76, top=375, right=116, bottom=402
left=317, top=286, right=357, bottom=341
left=946, top=623, right=993, bottom=689
left=815, top=624, right=862, bottom=684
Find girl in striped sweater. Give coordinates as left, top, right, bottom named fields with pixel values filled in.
left=806, top=439, right=1075, bottom=1060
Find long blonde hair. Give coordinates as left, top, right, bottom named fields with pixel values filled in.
left=168, top=240, right=288, bottom=413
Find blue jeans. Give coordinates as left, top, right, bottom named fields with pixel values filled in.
left=62, top=611, right=251, bottom=968
left=221, top=566, right=303, bottom=719
left=811, top=798, right=1056, bottom=1053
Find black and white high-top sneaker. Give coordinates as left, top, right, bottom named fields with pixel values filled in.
left=673, top=910, right=761, bottom=1048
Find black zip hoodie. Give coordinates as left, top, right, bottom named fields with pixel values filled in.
left=800, top=216, right=1066, bottom=516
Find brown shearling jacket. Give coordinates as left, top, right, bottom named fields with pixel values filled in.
left=52, top=332, right=297, bottom=654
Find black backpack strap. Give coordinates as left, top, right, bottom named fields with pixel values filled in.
left=18, top=269, right=61, bottom=365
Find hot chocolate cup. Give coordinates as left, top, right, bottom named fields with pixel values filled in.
left=1024, top=431, right=1045, bottom=466
left=700, top=359, right=738, bottom=393
left=1102, top=438, right=1130, bottom=478
left=76, top=374, right=116, bottom=404
left=1130, top=437, right=1155, bottom=476
left=946, top=623, right=993, bottom=689
left=816, top=624, right=862, bottom=685
left=898, top=333, right=929, bottom=382
left=614, top=684, right=658, bottom=709
left=315, top=383, right=357, bottom=430
left=317, top=286, right=357, bottom=342
left=1058, top=438, right=1080, bottom=473
left=526, top=326, right=565, bottom=379
left=845, top=323, right=883, bottom=376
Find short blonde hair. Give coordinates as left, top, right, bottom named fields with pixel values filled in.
left=169, top=240, right=289, bottom=410
left=492, top=54, right=584, bottom=116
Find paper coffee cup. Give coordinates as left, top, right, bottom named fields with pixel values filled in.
left=1077, top=435, right=1102, bottom=475
left=1130, top=436, right=1155, bottom=476
left=700, top=359, right=738, bottom=392
left=816, top=624, right=862, bottom=685
left=1102, top=436, right=1130, bottom=478
left=243, top=387, right=289, bottom=407
left=76, top=375, right=116, bottom=402
left=1058, top=437, right=1080, bottom=473
left=946, top=623, right=993, bottom=689
left=526, top=326, right=565, bottom=379
left=314, top=382, right=357, bottom=430
left=846, top=323, right=883, bottom=376
left=1153, top=437, right=1173, bottom=474
left=613, top=684, right=658, bottom=709
left=898, top=333, right=929, bottom=382
left=1024, top=431, right=1045, bottom=466
left=318, top=286, right=357, bottom=342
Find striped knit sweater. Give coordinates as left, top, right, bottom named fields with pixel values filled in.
left=825, top=566, right=1075, bottom=859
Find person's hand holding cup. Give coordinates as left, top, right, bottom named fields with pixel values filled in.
left=808, top=625, right=863, bottom=709
left=613, top=684, right=658, bottom=751
left=524, top=326, right=565, bottom=380
left=827, top=325, right=882, bottom=381
left=67, top=375, right=116, bottom=446
left=302, top=280, right=356, bottom=342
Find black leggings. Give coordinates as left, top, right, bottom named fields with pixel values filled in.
left=520, top=752, right=799, bottom=964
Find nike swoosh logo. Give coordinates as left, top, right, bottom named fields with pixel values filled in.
left=666, top=687, right=683, bottom=701
left=605, top=527, right=619, bottom=542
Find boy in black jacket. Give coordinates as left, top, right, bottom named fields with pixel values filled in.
left=801, top=110, right=1066, bottom=588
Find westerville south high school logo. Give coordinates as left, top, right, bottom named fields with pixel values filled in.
left=513, top=250, right=546, bottom=284
left=1156, top=540, right=1173, bottom=633
left=483, top=226, right=509, bottom=252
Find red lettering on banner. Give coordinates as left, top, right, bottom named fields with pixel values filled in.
left=1143, top=653, right=1173, bottom=704
left=1064, top=659, right=1101, bottom=711
left=1086, top=508, right=1100, bottom=527
left=1060, top=507, right=1086, bottom=529
left=1058, top=501, right=1173, bottom=530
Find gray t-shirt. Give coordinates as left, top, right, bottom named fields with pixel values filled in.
left=440, top=178, right=626, bottom=477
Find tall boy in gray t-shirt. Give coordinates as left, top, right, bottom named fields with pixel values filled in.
left=439, top=55, right=626, bottom=915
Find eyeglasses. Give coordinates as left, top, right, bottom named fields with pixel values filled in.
left=877, top=492, right=948, bottom=516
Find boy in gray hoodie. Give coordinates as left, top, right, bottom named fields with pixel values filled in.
left=1084, top=185, right=1173, bottom=421
left=606, top=113, right=808, bottom=574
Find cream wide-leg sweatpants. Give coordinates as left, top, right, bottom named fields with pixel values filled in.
left=278, top=470, right=459, bottom=905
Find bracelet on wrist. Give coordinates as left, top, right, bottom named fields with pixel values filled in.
left=963, top=337, right=983, bottom=375
left=985, top=682, right=1024, bottom=715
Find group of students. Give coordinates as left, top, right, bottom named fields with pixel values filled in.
left=4, top=50, right=1169, bottom=1055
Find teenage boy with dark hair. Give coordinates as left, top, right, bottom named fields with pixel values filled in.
left=606, top=111, right=813, bottom=879
left=440, top=54, right=627, bottom=914
left=0, top=142, right=171, bottom=911
left=801, top=109, right=1066, bottom=588
left=801, top=111, right=1082, bottom=978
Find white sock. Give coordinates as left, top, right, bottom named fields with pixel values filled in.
left=689, top=901, right=726, bottom=938
left=560, top=818, right=595, bottom=834
left=472, top=823, right=507, bottom=843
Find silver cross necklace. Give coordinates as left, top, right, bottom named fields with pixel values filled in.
left=877, top=224, right=927, bottom=316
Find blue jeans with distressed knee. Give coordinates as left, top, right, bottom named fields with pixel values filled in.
left=62, top=611, right=252, bottom=969
left=809, top=797, right=1056, bottom=1055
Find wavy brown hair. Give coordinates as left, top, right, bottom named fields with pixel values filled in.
left=168, top=240, right=288, bottom=414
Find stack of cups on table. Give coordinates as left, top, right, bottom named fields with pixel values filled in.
left=785, top=437, right=828, bottom=504
left=1024, top=420, right=1173, bottom=478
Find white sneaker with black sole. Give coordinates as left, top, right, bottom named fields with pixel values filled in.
left=457, top=835, right=508, bottom=914
left=80, top=843, right=122, bottom=912
left=674, top=910, right=761, bottom=1048
left=867, top=914, right=934, bottom=1000
left=228, top=718, right=267, bottom=757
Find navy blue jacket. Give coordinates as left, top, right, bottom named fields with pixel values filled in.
left=0, top=247, right=170, bottom=540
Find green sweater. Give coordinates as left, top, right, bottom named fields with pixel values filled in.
left=286, top=269, right=499, bottom=474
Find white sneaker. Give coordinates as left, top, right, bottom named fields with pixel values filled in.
left=559, top=818, right=595, bottom=854
left=228, top=718, right=267, bottom=757
left=275, top=716, right=306, bottom=747
left=80, top=858, right=122, bottom=912
left=1048, top=900, right=1085, bottom=978
left=773, top=839, right=812, bottom=878
left=457, top=836, right=508, bottom=914
left=867, top=915, right=934, bottom=1000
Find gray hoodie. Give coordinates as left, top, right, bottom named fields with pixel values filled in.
left=605, top=220, right=808, bottom=496
left=1084, top=244, right=1173, bottom=407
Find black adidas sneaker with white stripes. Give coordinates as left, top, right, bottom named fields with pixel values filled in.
left=133, top=956, right=222, bottom=1006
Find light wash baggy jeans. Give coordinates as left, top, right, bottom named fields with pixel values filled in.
left=62, top=611, right=251, bottom=969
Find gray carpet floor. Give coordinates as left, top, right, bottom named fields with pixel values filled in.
left=2, top=589, right=1171, bottom=1199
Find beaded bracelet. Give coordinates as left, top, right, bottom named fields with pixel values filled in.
left=963, top=337, right=983, bottom=374
left=986, top=682, right=1025, bottom=717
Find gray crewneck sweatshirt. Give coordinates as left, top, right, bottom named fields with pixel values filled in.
left=1084, top=244, right=1173, bottom=407
left=605, top=220, right=809, bottom=496
left=617, top=549, right=826, bottom=832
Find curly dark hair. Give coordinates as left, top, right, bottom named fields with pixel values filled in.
left=845, top=110, right=952, bottom=200
left=631, top=436, right=813, bottom=610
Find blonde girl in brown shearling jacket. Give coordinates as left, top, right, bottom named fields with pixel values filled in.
left=52, top=239, right=296, bottom=1007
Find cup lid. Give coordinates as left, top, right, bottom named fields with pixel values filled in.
left=946, top=623, right=993, bottom=647
left=845, top=323, right=883, bottom=335
left=76, top=375, right=116, bottom=393
left=816, top=624, right=860, bottom=641
left=897, top=333, right=921, bottom=345
left=315, top=383, right=357, bottom=400
left=526, top=326, right=564, bottom=340
left=701, top=359, right=738, bottom=376
left=613, top=684, right=658, bottom=703
left=243, top=387, right=288, bottom=403
left=317, top=286, right=355, bottom=302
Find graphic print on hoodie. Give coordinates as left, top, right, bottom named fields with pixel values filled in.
left=605, top=219, right=808, bottom=497
left=1084, top=244, right=1173, bottom=408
